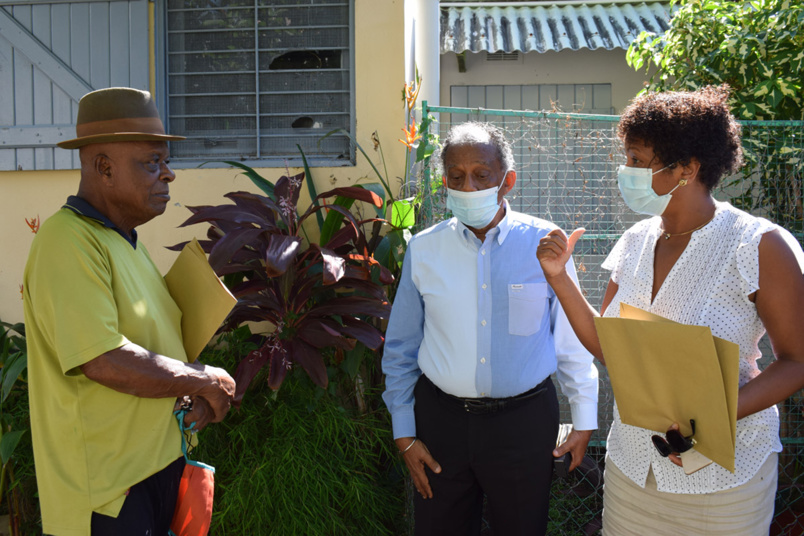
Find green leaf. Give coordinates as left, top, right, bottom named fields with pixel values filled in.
left=724, top=38, right=737, bottom=55
left=769, top=86, right=785, bottom=109
left=415, top=115, right=440, bottom=162
left=756, top=58, right=774, bottom=79
left=388, top=199, right=416, bottom=229
left=626, top=45, right=641, bottom=70
left=9, top=335, right=25, bottom=355
left=417, top=140, right=436, bottom=164
left=0, top=430, right=25, bottom=465
left=791, top=50, right=804, bottom=73
left=201, top=161, right=276, bottom=199
left=739, top=102, right=757, bottom=119
left=341, top=343, right=365, bottom=381
left=0, top=340, right=10, bottom=367
left=0, top=322, right=24, bottom=335
left=1, top=351, right=26, bottom=404
left=357, top=183, right=387, bottom=217
left=756, top=102, right=773, bottom=117
left=777, top=79, right=798, bottom=98
left=319, top=196, right=356, bottom=247
left=753, top=80, right=773, bottom=98
left=385, top=228, right=411, bottom=268
left=374, top=235, right=391, bottom=269
left=317, top=183, right=386, bottom=246
left=0, top=323, right=25, bottom=357
left=298, top=146, right=325, bottom=232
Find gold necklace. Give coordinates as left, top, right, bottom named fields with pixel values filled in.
left=660, top=214, right=716, bottom=240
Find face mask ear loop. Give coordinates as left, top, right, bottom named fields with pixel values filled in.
left=666, top=181, right=682, bottom=196
left=665, top=177, right=688, bottom=197
left=652, top=159, right=685, bottom=195
left=652, top=159, right=683, bottom=177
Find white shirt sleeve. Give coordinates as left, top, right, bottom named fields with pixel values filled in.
left=550, top=254, right=599, bottom=431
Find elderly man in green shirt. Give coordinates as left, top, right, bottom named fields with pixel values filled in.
left=23, top=87, right=235, bottom=536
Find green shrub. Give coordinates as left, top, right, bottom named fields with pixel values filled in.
left=1, top=391, right=37, bottom=535
left=0, top=321, right=38, bottom=535
left=195, top=335, right=406, bottom=535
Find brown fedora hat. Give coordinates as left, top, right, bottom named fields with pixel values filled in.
left=57, top=87, right=185, bottom=149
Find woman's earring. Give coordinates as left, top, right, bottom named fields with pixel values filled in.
left=678, top=179, right=688, bottom=187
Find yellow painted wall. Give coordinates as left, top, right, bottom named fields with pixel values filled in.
left=0, top=0, right=406, bottom=324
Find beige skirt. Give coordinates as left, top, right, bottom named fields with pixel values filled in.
left=602, top=453, right=777, bottom=536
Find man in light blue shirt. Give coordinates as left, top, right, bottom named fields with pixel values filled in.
left=382, top=122, right=598, bottom=535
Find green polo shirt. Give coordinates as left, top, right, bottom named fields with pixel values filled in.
left=23, top=200, right=185, bottom=536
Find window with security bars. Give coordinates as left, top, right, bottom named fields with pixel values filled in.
left=164, top=0, right=353, bottom=165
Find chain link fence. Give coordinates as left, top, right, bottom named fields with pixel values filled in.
left=412, top=102, right=804, bottom=536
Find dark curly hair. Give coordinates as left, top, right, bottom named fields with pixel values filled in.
left=618, top=85, right=744, bottom=191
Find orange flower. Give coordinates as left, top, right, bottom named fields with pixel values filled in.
left=399, top=123, right=422, bottom=152
left=25, top=215, right=40, bottom=234
left=403, top=72, right=422, bottom=112
left=404, top=83, right=420, bottom=112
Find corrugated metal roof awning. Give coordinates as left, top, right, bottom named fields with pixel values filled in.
left=441, top=2, right=673, bottom=54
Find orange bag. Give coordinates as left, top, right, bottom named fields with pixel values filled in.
left=169, top=409, right=215, bottom=536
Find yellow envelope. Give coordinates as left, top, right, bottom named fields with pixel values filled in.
left=165, top=238, right=237, bottom=361
left=594, top=303, right=739, bottom=472
left=618, top=304, right=740, bottom=454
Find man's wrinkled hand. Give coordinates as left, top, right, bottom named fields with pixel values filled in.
left=553, top=429, right=593, bottom=472
left=199, top=365, right=236, bottom=422
left=396, top=437, right=441, bottom=499
left=183, top=395, right=214, bottom=432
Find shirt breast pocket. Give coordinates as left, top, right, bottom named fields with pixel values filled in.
left=508, top=283, right=550, bottom=336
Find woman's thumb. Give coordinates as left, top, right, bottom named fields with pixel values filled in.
left=567, top=228, right=586, bottom=251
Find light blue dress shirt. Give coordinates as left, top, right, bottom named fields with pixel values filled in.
left=382, top=202, right=598, bottom=439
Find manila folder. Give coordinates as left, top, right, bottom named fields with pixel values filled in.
left=594, top=304, right=738, bottom=472
left=165, top=238, right=237, bottom=361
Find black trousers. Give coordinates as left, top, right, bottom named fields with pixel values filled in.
left=90, top=456, right=185, bottom=536
left=413, top=375, right=559, bottom=536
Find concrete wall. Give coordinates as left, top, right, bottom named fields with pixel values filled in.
left=0, top=0, right=407, bottom=323
left=440, top=48, right=651, bottom=113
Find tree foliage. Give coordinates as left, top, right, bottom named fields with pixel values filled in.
left=627, top=0, right=804, bottom=120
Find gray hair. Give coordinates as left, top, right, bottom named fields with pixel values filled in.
left=436, top=122, right=515, bottom=176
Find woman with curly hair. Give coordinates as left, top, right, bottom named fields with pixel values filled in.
left=537, top=85, right=804, bottom=535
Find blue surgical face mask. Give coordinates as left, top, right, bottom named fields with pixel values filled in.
left=446, top=186, right=502, bottom=229
left=617, top=164, right=684, bottom=216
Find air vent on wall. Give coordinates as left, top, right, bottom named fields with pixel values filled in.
left=486, top=52, right=519, bottom=61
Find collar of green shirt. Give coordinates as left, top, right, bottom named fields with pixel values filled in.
left=63, top=195, right=139, bottom=248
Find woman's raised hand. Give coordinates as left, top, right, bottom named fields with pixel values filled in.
left=537, top=228, right=585, bottom=278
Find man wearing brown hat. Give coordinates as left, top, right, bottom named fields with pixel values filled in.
left=22, top=87, right=236, bottom=535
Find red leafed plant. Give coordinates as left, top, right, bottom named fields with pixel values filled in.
left=172, top=169, right=393, bottom=403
